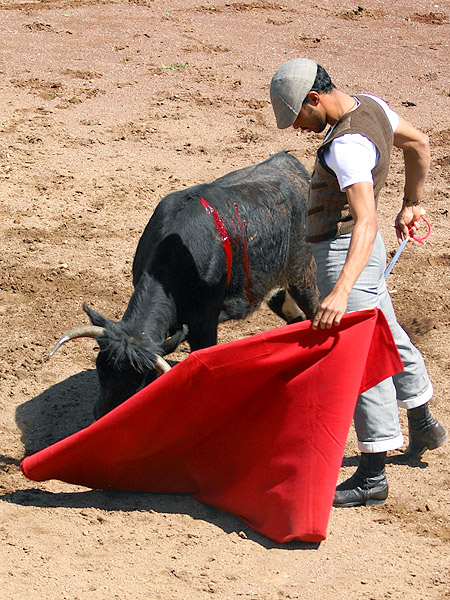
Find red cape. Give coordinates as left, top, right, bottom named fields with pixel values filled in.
left=22, top=309, right=402, bottom=543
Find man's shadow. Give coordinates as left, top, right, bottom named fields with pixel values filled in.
left=6, top=371, right=319, bottom=551
left=341, top=453, right=429, bottom=469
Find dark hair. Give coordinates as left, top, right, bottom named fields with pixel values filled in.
left=302, top=64, right=335, bottom=104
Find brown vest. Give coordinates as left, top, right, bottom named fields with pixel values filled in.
left=306, top=94, right=393, bottom=243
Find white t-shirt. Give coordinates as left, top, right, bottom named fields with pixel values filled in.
left=322, top=95, right=400, bottom=191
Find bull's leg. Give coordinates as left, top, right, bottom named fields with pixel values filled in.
left=287, top=283, right=320, bottom=321
left=186, top=318, right=219, bottom=351
left=287, top=254, right=321, bottom=321
left=267, top=289, right=306, bottom=323
left=161, top=325, right=189, bottom=355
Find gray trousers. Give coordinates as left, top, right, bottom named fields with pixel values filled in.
left=311, top=232, right=433, bottom=453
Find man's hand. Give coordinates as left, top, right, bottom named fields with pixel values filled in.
left=312, top=286, right=349, bottom=330
left=394, top=205, right=424, bottom=243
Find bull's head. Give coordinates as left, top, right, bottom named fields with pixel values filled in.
left=50, top=303, right=173, bottom=420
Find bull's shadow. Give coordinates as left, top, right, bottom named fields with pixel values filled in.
left=12, top=372, right=319, bottom=550
left=16, top=369, right=98, bottom=457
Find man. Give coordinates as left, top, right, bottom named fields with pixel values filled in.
left=270, top=58, right=446, bottom=508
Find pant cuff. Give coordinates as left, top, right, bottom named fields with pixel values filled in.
left=357, top=432, right=404, bottom=453
left=397, top=381, right=433, bottom=409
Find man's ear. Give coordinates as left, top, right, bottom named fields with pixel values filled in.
left=306, top=91, right=320, bottom=106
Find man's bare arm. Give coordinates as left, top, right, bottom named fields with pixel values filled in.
left=312, top=182, right=377, bottom=329
left=393, top=117, right=430, bottom=241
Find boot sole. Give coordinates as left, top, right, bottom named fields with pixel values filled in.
left=333, top=497, right=387, bottom=508
left=403, top=432, right=447, bottom=459
left=427, top=432, right=447, bottom=450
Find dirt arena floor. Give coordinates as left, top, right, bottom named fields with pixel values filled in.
left=1, top=1, right=449, bottom=598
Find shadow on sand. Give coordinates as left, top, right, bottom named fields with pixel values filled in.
left=341, top=452, right=429, bottom=469
left=15, top=369, right=98, bottom=457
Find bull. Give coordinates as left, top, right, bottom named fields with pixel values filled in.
left=51, top=151, right=319, bottom=419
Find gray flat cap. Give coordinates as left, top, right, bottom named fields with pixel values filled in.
left=270, top=58, right=318, bottom=129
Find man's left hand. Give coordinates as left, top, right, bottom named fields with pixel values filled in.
left=312, top=288, right=349, bottom=330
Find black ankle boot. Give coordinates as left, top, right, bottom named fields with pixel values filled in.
left=333, top=452, right=388, bottom=508
left=403, top=402, right=447, bottom=459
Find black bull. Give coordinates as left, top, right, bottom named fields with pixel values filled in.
left=52, top=151, right=320, bottom=418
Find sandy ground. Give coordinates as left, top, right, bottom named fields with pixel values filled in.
left=1, top=1, right=449, bottom=598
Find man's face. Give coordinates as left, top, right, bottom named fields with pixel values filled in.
left=292, top=102, right=327, bottom=134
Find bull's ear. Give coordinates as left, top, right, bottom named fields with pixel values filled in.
left=82, top=302, right=109, bottom=327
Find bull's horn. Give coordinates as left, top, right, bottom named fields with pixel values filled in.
left=154, top=355, right=172, bottom=374
left=50, top=325, right=105, bottom=357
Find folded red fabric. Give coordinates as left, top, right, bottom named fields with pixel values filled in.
left=22, top=309, right=402, bottom=543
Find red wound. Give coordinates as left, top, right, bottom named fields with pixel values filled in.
left=200, top=198, right=233, bottom=285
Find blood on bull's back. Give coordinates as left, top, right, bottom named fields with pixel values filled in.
left=132, top=151, right=316, bottom=322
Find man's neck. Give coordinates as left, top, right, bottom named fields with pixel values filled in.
left=323, top=89, right=357, bottom=125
